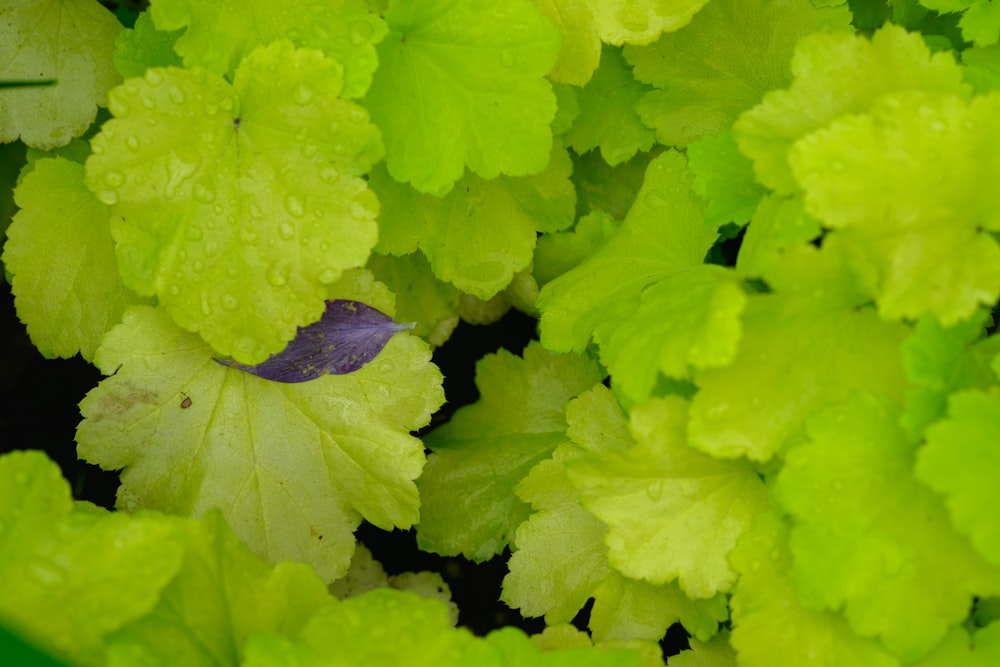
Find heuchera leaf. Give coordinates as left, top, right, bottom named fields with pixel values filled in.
left=503, top=387, right=729, bottom=643
left=217, top=300, right=414, bottom=382
left=728, top=512, right=899, bottom=667
left=370, top=146, right=575, bottom=299
left=149, top=0, right=387, bottom=98
left=530, top=0, right=602, bottom=86
left=734, top=24, right=969, bottom=194
left=568, top=395, right=770, bottom=599
left=0, top=0, right=122, bottom=148
left=2, top=157, right=147, bottom=362
left=563, top=44, right=655, bottom=166
left=112, top=10, right=184, bottom=79
left=538, top=150, right=718, bottom=354
left=918, top=389, right=1000, bottom=568
left=77, top=291, right=443, bottom=582
left=85, top=40, right=384, bottom=364
left=789, top=90, right=1000, bottom=325
left=0, top=451, right=185, bottom=667
left=367, top=252, right=462, bottom=347
left=417, top=342, right=602, bottom=560
left=590, top=0, right=710, bottom=46
left=687, top=130, right=768, bottom=228
left=624, top=0, right=851, bottom=147
left=689, top=245, right=909, bottom=462
left=774, top=393, right=1000, bottom=661
left=362, top=0, right=562, bottom=195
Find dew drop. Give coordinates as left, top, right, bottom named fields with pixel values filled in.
left=185, top=226, right=203, bottom=241
left=201, top=294, right=213, bottom=315
left=221, top=294, right=240, bottom=311
left=168, top=86, right=186, bottom=104
left=193, top=260, right=205, bottom=272
left=318, top=267, right=338, bottom=283
left=348, top=106, right=367, bottom=123
left=301, top=144, right=318, bottom=158
left=279, top=222, right=296, bottom=240
left=293, top=84, right=314, bottom=105
left=500, top=49, right=515, bottom=67
left=704, top=403, right=730, bottom=422
left=225, top=266, right=237, bottom=278
left=109, top=97, right=131, bottom=117
left=266, top=260, right=291, bottom=286
left=168, top=285, right=180, bottom=295
left=645, top=480, right=664, bottom=501
left=193, top=182, right=216, bottom=203
left=144, top=69, right=164, bottom=86
left=220, top=97, right=234, bottom=111
left=644, top=190, right=668, bottom=208
left=97, top=190, right=119, bottom=205
left=124, top=83, right=139, bottom=96
left=204, top=103, right=219, bottom=116
left=213, top=204, right=224, bottom=215
left=284, top=194, right=306, bottom=218
left=141, top=97, right=155, bottom=109
left=319, top=168, right=339, bottom=184
left=125, top=135, right=140, bottom=152
left=103, top=170, right=125, bottom=187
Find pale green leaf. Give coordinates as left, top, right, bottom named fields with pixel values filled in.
left=625, top=0, right=851, bottom=147
left=150, top=0, right=387, bottom=98
left=0, top=0, right=122, bottom=148
left=417, top=342, right=602, bottom=560
left=789, top=90, right=1000, bottom=325
left=538, top=151, right=718, bottom=354
left=729, top=512, right=900, bottom=667
left=3, top=157, right=147, bottom=361
left=774, top=393, right=1000, bottom=661
left=734, top=24, right=969, bottom=194
left=85, top=41, right=383, bottom=363
left=77, top=302, right=443, bottom=583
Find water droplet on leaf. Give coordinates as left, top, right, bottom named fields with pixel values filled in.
left=103, top=171, right=125, bottom=187
left=279, top=222, right=296, bottom=240
left=144, top=69, right=164, bottom=86
left=284, top=194, right=306, bottom=218
left=221, top=294, right=240, bottom=311
left=293, top=84, right=314, bottom=105
left=168, top=86, right=186, bottom=104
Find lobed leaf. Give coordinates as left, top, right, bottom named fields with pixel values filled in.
left=77, top=302, right=443, bottom=583
left=0, top=0, right=122, bottom=148
left=85, top=40, right=383, bottom=364
left=363, top=0, right=561, bottom=195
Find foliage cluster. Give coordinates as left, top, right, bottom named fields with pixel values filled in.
left=4, top=0, right=1000, bottom=665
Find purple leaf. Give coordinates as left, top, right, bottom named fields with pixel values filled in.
left=217, top=300, right=415, bottom=383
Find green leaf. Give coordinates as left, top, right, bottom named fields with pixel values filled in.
left=362, top=0, right=561, bottom=195
left=734, top=24, right=969, bottom=194
left=913, top=622, right=1000, bottom=667
left=113, top=10, right=183, bottom=79
left=687, top=131, right=768, bottom=228
left=571, top=148, right=651, bottom=220
left=76, top=300, right=443, bottom=583
left=961, top=0, right=1000, bottom=46
left=0, top=451, right=184, bottom=667
left=590, top=0, right=710, bottom=46
left=531, top=0, right=602, bottom=85
left=624, top=0, right=851, bottom=148
left=774, top=393, right=1000, bottom=661
left=149, top=0, right=387, bottom=98
left=371, top=146, right=575, bottom=299
left=106, top=510, right=333, bottom=667
left=533, top=210, right=621, bottom=287
left=734, top=194, right=822, bottom=281
left=599, top=265, right=746, bottom=405
left=667, top=631, right=737, bottom=667
left=789, top=90, right=1000, bottom=325
left=689, top=245, right=910, bottom=462
left=85, top=41, right=384, bottom=363
left=0, top=0, right=122, bottom=148
left=899, top=310, right=998, bottom=441
left=538, top=150, right=718, bottom=354
left=568, top=396, right=770, bottom=598
left=417, top=342, right=602, bottom=560
left=563, top=45, right=655, bottom=166
left=918, top=389, right=1000, bottom=568
left=242, top=589, right=498, bottom=667
left=2, top=158, right=147, bottom=361
left=503, top=387, right=729, bottom=642
left=728, top=512, right=900, bottom=667
left=367, top=252, right=461, bottom=347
